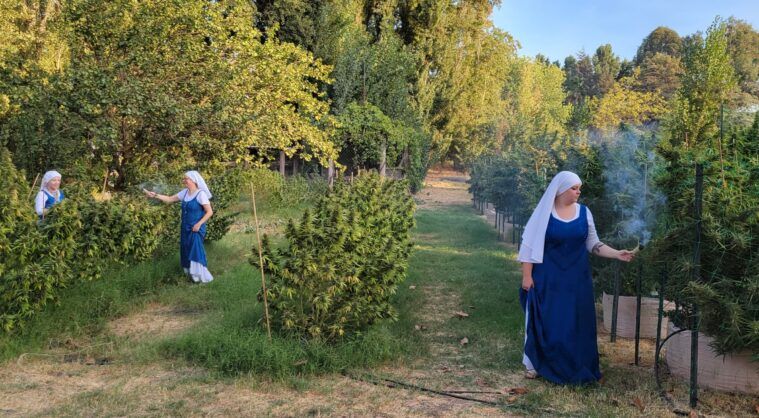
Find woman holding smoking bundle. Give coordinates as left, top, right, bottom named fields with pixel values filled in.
left=519, top=171, right=635, bottom=384
left=144, top=171, right=214, bottom=283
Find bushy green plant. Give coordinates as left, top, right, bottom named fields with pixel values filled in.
left=0, top=148, right=81, bottom=331
left=73, top=195, right=168, bottom=279
left=251, top=173, right=415, bottom=341
left=651, top=20, right=757, bottom=356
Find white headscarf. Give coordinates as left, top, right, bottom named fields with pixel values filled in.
left=184, top=170, right=212, bottom=199
left=517, top=171, right=582, bottom=264
left=40, top=170, right=62, bottom=192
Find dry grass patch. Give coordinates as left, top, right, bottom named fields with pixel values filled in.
left=108, top=302, right=202, bottom=341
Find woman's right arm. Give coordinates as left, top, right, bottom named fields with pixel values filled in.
left=521, top=263, right=534, bottom=290
left=35, top=192, right=45, bottom=216
left=143, top=189, right=180, bottom=203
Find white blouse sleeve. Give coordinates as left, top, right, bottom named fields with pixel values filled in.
left=175, top=188, right=187, bottom=201
left=34, top=191, right=46, bottom=216
left=586, top=207, right=602, bottom=253
left=196, top=191, right=210, bottom=205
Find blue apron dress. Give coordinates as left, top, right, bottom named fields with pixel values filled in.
left=40, top=190, right=64, bottom=219
left=520, top=205, right=601, bottom=385
left=180, top=192, right=212, bottom=282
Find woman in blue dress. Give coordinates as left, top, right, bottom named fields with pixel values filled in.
left=34, top=171, right=65, bottom=219
left=518, top=171, right=635, bottom=384
left=144, top=171, right=214, bottom=283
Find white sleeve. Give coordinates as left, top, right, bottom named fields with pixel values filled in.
left=586, top=207, right=602, bottom=252
left=197, top=191, right=210, bottom=205
left=35, top=191, right=46, bottom=216
left=175, top=188, right=187, bottom=201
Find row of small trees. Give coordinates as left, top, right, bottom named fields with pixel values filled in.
left=467, top=21, right=758, bottom=356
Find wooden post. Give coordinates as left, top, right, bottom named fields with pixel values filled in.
left=28, top=173, right=41, bottom=199
left=292, top=157, right=299, bottom=176
left=251, top=184, right=272, bottom=341
left=279, top=150, right=286, bottom=177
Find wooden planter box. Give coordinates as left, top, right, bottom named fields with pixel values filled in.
left=601, top=292, right=672, bottom=338
left=664, top=323, right=759, bottom=395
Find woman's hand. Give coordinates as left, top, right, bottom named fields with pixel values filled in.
left=143, top=188, right=157, bottom=199
left=192, top=222, right=202, bottom=232
left=522, top=275, right=534, bottom=291
left=616, top=249, right=636, bottom=262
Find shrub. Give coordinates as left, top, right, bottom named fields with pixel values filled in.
left=251, top=173, right=415, bottom=341
left=0, top=148, right=81, bottom=331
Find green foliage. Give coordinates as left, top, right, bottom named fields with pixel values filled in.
left=654, top=19, right=757, bottom=355
left=2, top=0, right=337, bottom=188
left=0, top=147, right=80, bottom=331
left=0, top=146, right=172, bottom=331
left=252, top=173, right=415, bottom=341
left=247, top=168, right=329, bottom=210
left=73, top=196, right=169, bottom=279
left=634, top=26, right=683, bottom=65
left=205, top=169, right=244, bottom=242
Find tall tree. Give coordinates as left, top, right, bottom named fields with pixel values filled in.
left=592, top=44, right=621, bottom=96
left=634, top=26, right=682, bottom=65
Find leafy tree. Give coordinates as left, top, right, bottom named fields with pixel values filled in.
left=592, top=44, right=621, bottom=96
left=655, top=19, right=756, bottom=355
left=634, top=26, right=682, bottom=65
left=724, top=17, right=759, bottom=123
left=637, top=52, right=683, bottom=98
left=504, top=57, right=570, bottom=142
left=3, top=0, right=337, bottom=188
left=590, top=71, right=667, bottom=130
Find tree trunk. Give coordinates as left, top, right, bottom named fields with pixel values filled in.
left=327, top=159, right=335, bottom=190
left=279, top=150, right=286, bottom=177
left=379, top=140, right=387, bottom=177
left=292, top=156, right=299, bottom=176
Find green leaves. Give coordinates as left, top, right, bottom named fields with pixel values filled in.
left=251, top=173, right=415, bottom=342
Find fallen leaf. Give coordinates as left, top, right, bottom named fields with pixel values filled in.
left=506, top=396, right=518, bottom=403
left=439, top=366, right=450, bottom=372
left=453, top=311, right=469, bottom=318
left=293, top=359, right=307, bottom=366
left=459, top=337, right=469, bottom=346
left=409, top=285, right=416, bottom=290
left=84, top=355, right=96, bottom=365
left=631, top=397, right=645, bottom=412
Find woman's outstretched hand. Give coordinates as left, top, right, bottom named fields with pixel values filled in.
left=143, top=188, right=157, bottom=199
left=617, top=250, right=636, bottom=262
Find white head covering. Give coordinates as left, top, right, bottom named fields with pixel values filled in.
left=41, top=170, right=62, bottom=192
left=517, top=171, right=582, bottom=263
left=184, top=170, right=212, bottom=199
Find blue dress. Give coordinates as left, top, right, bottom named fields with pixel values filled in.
left=39, top=190, right=65, bottom=219
left=180, top=192, right=210, bottom=278
left=520, top=205, right=601, bottom=385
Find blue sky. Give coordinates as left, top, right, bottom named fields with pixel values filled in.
left=491, top=1, right=759, bottom=62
